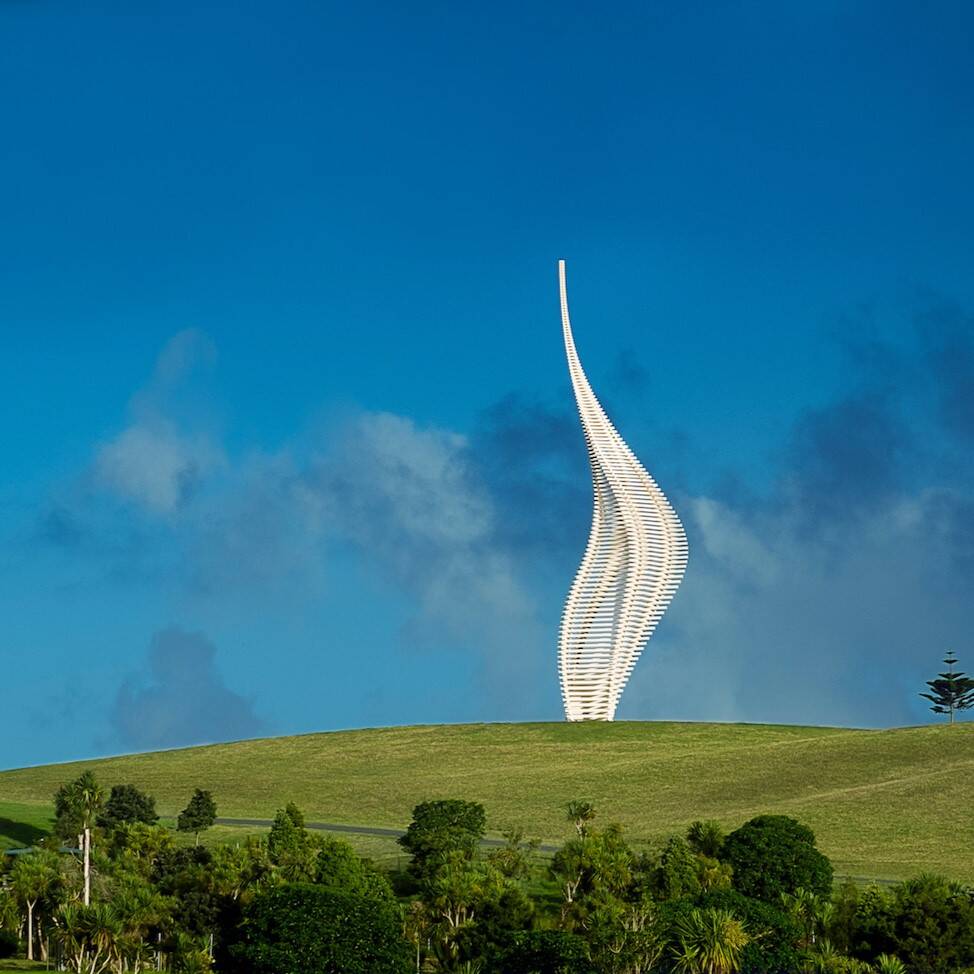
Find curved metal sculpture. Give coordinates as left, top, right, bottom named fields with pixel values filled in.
left=558, top=260, right=688, bottom=721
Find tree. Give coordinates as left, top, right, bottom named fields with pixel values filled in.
left=486, top=826, right=539, bottom=882
left=314, top=835, right=396, bottom=904
left=671, top=908, right=749, bottom=974
left=267, top=804, right=314, bottom=880
left=231, top=883, right=410, bottom=974
left=566, top=801, right=596, bottom=838
left=54, top=770, right=103, bottom=840
left=780, top=886, right=832, bottom=948
left=655, top=836, right=702, bottom=901
left=722, top=815, right=833, bottom=902
left=422, top=854, right=533, bottom=967
left=97, top=784, right=158, bottom=831
left=55, top=901, right=121, bottom=974
left=110, top=873, right=172, bottom=974
left=177, top=790, right=217, bottom=846
left=886, top=873, right=974, bottom=973
left=697, top=890, right=802, bottom=974
left=687, top=821, right=725, bottom=859
left=500, top=930, right=592, bottom=973
left=550, top=824, right=632, bottom=930
left=54, top=770, right=103, bottom=905
left=920, top=652, right=974, bottom=723
left=398, top=800, right=487, bottom=882
left=107, top=822, right=175, bottom=878
left=9, top=851, right=60, bottom=960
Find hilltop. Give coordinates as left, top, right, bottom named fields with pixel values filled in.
left=2, top=721, right=973, bottom=881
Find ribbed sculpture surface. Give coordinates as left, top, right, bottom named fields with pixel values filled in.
left=558, top=260, right=688, bottom=721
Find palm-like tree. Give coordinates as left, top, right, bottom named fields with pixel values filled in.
left=111, top=878, right=171, bottom=974
left=672, top=908, right=749, bottom=974
left=781, top=887, right=832, bottom=947
left=76, top=774, right=104, bottom=907
left=9, top=852, right=59, bottom=960
left=55, top=902, right=119, bottom=974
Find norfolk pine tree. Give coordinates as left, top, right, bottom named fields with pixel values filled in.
left=920, top=652, right=974, bottom=723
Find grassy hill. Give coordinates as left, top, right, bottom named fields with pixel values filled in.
left=2, top=721, right=973, bottom=882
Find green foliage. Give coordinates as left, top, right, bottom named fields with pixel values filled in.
left=657, top=836, right=703, bottom=901
left=314, top=834, right=397, bottom=904
left=874, top=954, right=907, bottom=974
left=398, top=799, right=487, bottom=881
left=486, top=826, right=538, bottom=881
left=780, top=886, right=833, bottom=949
left=826, top=873, right=974, bottom=972
left=177, top=789, right=217, bottom=844
left=0, top=930, right=17, bottom=958
left=722, top=815, right=833, bottom=902
left=210, top=836, right=273, bottom=901
left=53, top=770, right=103, bottom=840
left=232, top=883, right=410, bottom=974
left=500, top=930, right=593, bottom=973
left=107, top=821, right=175, bottom=877
left=886, top=873, right=974, bottom=973
left=920, top=653, right=974, bottom=722
left=697, top=890, right=802, bottom=974
left=97, top=783, right=158, bottom=831
left=414, top=853, right=534, bottom=967
left=671, top=907, right=749, bottom=974
left=566, top=800, right=596, bottom=838
left=550, top=823, right=632, bottom=929
left=687, top=820, right=725, bottom=859
left=267, top=803, right=313, bottom=879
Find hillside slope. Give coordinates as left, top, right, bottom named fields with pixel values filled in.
left=2, top=721, right=972, bottom=880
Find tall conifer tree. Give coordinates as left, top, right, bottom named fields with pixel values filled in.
left=920, top=653, right=974, bottom=723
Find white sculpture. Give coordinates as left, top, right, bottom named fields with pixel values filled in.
left=558, top=260, right=688, bottom=721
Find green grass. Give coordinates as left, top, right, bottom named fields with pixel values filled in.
left=1, top=721, right=972, bottom=881
left=0, top=801, right=53, bottom=850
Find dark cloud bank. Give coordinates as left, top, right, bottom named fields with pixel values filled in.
left=111, top=627, right=263, bottom=751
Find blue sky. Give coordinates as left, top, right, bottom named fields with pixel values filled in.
left=3, top=1, right=974, bottom=767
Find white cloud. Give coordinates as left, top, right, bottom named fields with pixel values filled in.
left=94, top=422, right=221, bottom=513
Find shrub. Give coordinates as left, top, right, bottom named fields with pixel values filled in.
left=697, top=889, right=803, bottom=974
left=887, top=873, right=974, bottom=973
left=499, top=929, right=593, bottom=973
left=232, top=883, right=410, bottom=974
left=687, top=819, right=725, bottom=858
left=656, top=835, right=702, bottom=901
left=314, top=835, right=397, bottom=904
left=0, top=929, right=19, bottom=959
left=722, top=815, right=833, bottom=901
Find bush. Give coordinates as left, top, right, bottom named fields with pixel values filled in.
left=697, top=889, right=803, bottom=974
left=314, top=835, right=397, bottom=904
left=232, top=883, right=410, bottom=974
left=499, top=930, right=593, bottom=973
left=656, top=835, right=702, bottom=900
left=886, top=874, right=974, bottom=973
left=722, top=814, right=833, bottom=901
left=0, top=929, right=19, bottom=959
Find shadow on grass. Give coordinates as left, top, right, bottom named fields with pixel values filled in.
left=0, top=817, right=48, bottom=848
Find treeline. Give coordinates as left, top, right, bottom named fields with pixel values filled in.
left=1, top=773, right=973, bottom=973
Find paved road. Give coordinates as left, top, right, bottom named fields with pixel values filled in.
left=215, top=817, right=559, bottom=853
